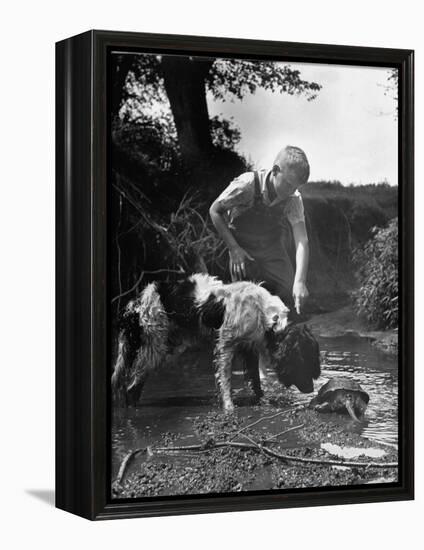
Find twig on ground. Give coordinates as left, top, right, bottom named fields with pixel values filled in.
left=114, top=436, right=397, bottom=486
left=115, top=448, right=147, bottom=485
left=238, top=432, right=265, bottom=453
left=153, top=441, right=398, bottom=469
left=228, top=407, right=299, bottom=441
left=263, top=424, right=304, bottom=443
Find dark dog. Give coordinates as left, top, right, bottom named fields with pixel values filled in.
left=111, top=273, right=320, bottom=410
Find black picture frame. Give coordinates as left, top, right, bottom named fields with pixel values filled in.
left=56, top=29, right=414, bottom=520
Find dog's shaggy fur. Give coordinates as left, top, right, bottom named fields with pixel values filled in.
left=111, top=283, right=170, bottom=406
left=112, top=274, right=320, bottom=410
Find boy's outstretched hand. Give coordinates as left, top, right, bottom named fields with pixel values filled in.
left=293, top=281, right=309, bottom=314
left=229, top=245, right=254, bottom=280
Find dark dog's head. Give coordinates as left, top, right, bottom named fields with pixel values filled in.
left=268, top=323, right=321, bottom=393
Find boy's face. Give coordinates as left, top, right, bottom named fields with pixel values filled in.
left=270, top=163, right=303, bottom=204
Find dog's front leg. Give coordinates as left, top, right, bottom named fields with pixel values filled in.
left=214, top=332, right=235, bottom=412
left=258, top=349, right=269, bottom=382
left=258, top=345, right=276, bottom=395
left=242, top=348, right=263, bottom=401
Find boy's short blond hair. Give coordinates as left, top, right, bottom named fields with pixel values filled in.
left=274, top=146, right=310, bottom=185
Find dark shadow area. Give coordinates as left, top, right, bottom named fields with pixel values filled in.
left=25, top=489, right=55, bottom=507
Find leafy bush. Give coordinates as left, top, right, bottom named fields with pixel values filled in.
left=352, top=219, right=398, bottom=329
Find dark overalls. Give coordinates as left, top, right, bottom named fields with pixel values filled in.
left=229, top=171, right=296, bottom=399
left=229, top=171, right=295, bottom=309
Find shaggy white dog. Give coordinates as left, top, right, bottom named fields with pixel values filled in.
left=111, top=274, right=319, bottom=411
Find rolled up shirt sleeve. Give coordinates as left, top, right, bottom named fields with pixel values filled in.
left=286, top=191, right=305, bottom=226
left=215, top=172, right=254, bottom=211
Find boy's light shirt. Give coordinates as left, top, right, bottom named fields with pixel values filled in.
left=216, top=169, right=305, bottom=227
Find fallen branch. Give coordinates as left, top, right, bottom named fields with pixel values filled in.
left=114, top=438, right=397, bottom=486
left=227, top=407, right=299, bottom=442
left=154, top=441, right=398, bottom=470
left=263, top=424, right=304, bottom=443
left=115, top=448, right=147, bottom=485
left=237, top=432, right=265, bottom=453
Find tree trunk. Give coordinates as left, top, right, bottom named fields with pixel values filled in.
left=161, top=56, right=214, bottom=180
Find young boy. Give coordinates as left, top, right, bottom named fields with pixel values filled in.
left=209, top=145, right=310, bottom=315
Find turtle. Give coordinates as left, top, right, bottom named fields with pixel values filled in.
left=308, top=377, right=369, bottom=422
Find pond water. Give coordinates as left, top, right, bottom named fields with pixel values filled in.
left=292, top=334, right=398, bottom=447
left=111, top=333, right=398, bottom=477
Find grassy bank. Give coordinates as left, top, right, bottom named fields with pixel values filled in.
left=300, top=181, right=398, bottom=311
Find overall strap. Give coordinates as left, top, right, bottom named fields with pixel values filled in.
left=253, top=171, right=262, bottom=205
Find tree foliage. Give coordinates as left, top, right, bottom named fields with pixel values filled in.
left=381, top=68, right=398, bottom=119
left=115, top=54, right=321, bottom=117
left=352, top=219, right=398, bottom=329
left=206, top=59, right=321, bottom=101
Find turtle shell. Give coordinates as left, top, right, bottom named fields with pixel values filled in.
left=316, top=377, right=369, bottom=404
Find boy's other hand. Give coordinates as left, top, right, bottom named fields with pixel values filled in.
left=293, top=281, right=309, bottom=314
left=229, top=246, right=254, bottom=280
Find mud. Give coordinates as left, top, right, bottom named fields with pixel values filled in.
left=112, top=402, right=398, bottom=499
left=112, top=307, right=398, bottom=500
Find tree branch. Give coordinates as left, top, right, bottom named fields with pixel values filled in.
left=114, top=438, right=397, bottom=486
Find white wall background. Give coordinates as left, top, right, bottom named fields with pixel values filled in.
left=0, top=0, right=421, bottom=547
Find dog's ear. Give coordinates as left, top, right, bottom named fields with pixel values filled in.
left=303, top=325, right=321, bottom=379
left=271, top=324, right=320, bottom=393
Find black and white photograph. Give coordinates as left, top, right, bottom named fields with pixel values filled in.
left=109, top=51, right=400, bottom=499
left=1, top=0, right=421, bottom=541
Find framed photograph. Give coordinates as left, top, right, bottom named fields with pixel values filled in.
left=56, top=30, right=414, bottom=520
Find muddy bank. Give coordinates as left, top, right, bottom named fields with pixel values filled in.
left=112, top=305, right=398, bottom=500
left=112, top=403, right=398, bottom=499
left=306, top=305, right=398, bottom=355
